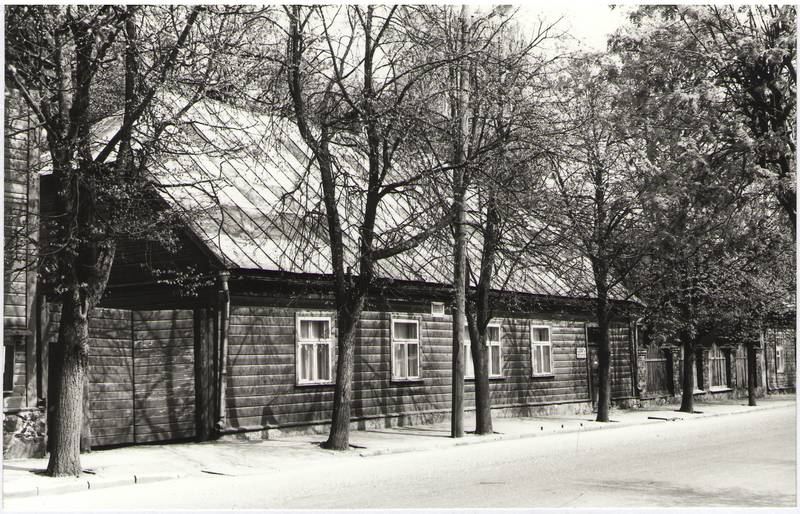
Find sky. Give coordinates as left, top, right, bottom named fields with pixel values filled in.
left=464, top=3, right=632, bottom=52
left=521, top=4, right=631, bottom=51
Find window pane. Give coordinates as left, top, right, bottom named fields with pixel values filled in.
left=488, top=326, right=500, bottom=343
left=408, top=343, right=419, bottom=378
left=542, top=345, right=551, bottom=373
left=394, top=321, right=418, bottom=341
left=491, top=345, right=501, bottom=375
left=534, top=346, right=542, bottom=374
left=300, top=343, right=313, bottom=381
left=464, top=342, right=474, bottom=378
left=533, top=327, right=549, bottom=342
left=316, top=343, right=330, bottom=381
left=3, top=343, right=15, bottom=392
left=301, top=320, right=329, bottom=340
left=394, top=343, right=406, bottom=378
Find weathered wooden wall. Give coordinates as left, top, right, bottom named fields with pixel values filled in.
left=222, top=301, right=633, bottom=432
left=3, top=88, right=39, bottom=413
left=225, top=306, right=339, bottom=428
left=462, top=318, right=591, bottom=409
left=765, top=327, right=796, bottom=391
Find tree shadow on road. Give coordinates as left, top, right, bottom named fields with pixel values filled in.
left=583, top=478, right=794, bottom=508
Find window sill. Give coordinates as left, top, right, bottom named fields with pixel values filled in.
left=531, top=374, right=555, bottom=379
left=708, top=387, right=732, bottom=393
left=391, top=378, right=424, bottom=385
left=465, top=376, right=506, bottom=382
left=295, top=381, right=335, bottom=388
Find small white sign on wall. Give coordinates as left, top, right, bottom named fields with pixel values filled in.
left=576, top=347, right=587, bottom=359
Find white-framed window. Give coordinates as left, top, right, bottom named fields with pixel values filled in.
left=296, top=316, right=333, bottom=385
left=392, top=319, right=421, bottom=380
left=488, top=325, right=502, bottom=377
left=531, top=325, right=553, bottom=376
left=431, top=302, right=445, bottom=317
left=463, top=324, right=503, bottom=379
left=776, top=344, right=785, bottom=373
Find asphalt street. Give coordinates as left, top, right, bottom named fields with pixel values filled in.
left=6, top=405, right=796, bottom=510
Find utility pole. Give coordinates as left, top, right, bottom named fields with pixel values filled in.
left=451, top=3, right=471, bottom=438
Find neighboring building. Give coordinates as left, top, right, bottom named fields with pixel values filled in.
left=635, top=324, right=796, bottom=404
left=3, top=89, right=45, bottom=458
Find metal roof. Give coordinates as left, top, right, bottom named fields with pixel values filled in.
left=47, top=96, right=617, bottom=300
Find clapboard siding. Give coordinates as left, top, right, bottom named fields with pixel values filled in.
left=132, top=309, right=196, bottom=443
left=3, top=89, right=32, bottom=333
left=225, top=307, right=338, bottom=428
left=3, top=89, right=37, bottom=413
left=224, top=304, right=614, bottom=431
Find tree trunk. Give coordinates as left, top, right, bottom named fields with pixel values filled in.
left=747, top=342, right=758, bottom=407
left=595, top=316, right=612, bottom=422
left=323, top=303, right=363, bottom=451
left=679, top=338, right=695, bottom=413
left=80, top=372, right=92, bottom=452
left=471, top=332, right=492, bottom=434
left=46, top=293, right=90, bottom=476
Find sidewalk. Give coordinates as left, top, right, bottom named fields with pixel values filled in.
left=3, top=396, right=794, bottom=500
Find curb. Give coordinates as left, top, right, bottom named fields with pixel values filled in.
left=357, top=418, right=664, bottom=457
left=358, top=402, right=793, bottom=458
left=4, top=472, right=183, bottom=499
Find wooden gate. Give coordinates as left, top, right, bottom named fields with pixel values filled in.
left=735, top=345, right=748, bottom=388
left=132, top=310, right=196, bottom=443
left=645, top=345, right=672, bottom=394
left=88, top=308, right=135, bottom=447
left=86, top=308, right=196, bottom=447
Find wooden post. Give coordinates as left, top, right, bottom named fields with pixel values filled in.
left=194, top=307, right=214, bottom=440
left=215, top=272, right=231, bottom=433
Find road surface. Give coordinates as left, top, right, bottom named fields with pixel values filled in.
left=6, top=405, right=796, bottom=509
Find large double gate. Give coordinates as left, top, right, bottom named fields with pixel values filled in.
left=48, top=307, right=196, bottom=447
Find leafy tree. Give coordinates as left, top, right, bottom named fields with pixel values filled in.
left=611, top=6, right=795, bottom=412
left=5, top=5, right=255, bottom=476
left=545, top=57, right=651, bottom=422
left=617, top=5, right=796, bottom=232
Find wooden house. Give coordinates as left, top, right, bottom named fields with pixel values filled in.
left=18, top=93, right=791, bottom=457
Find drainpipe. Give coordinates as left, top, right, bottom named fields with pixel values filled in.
left=216, top=271, right=231, bottom=432
left=631, top=318, right=642, bottom=398
left=760, top=330, right=769, bottom=395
